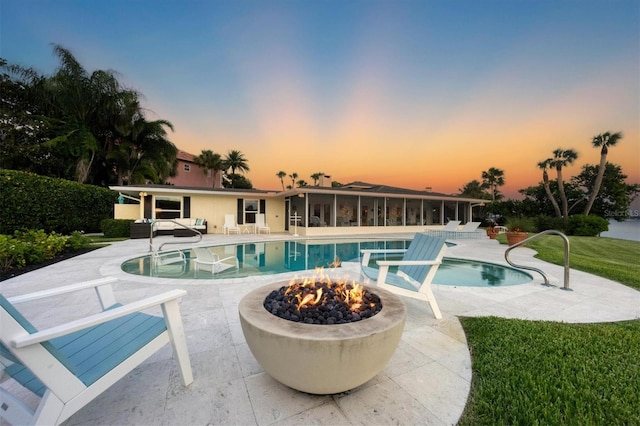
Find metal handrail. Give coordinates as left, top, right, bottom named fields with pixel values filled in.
left=147, top=219, right=203, bottom=252
left=504, top=229, right=571, bottom=291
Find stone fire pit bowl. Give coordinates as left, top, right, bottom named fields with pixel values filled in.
left=238, top=281, right=407, bottom=395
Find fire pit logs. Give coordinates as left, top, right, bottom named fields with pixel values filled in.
left=264, top=280, right=382, bottom=324
left=239, top=279, right=406, bottom=395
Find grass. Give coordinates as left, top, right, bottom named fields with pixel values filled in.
left=458, top=234, right=640, bottom=425
left=458, top=317, right=640, bottom=425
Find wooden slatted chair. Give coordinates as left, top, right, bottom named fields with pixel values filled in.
left=361, top=234, right=447, bottom=319
left=0, top=277, right=193, bottom=426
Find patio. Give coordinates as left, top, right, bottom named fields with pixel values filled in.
left=2, top=233, right=639, bottom=425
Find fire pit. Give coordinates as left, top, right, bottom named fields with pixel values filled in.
left=238, top=277, right=406, bottom=395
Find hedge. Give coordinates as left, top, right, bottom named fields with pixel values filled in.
left=101, top=219, right=134, bottom=238
left=0, top=169, right=117, bottom=234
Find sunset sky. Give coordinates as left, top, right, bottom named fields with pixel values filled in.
left=3, top=0, right=639, bottom=197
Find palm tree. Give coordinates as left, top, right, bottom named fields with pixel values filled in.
left=223, top=150, right=250, bottom=188
left=310, top=172, right=325, bottom=186
left=194, top=150, right=224, bottom=188
left=289, top=172, right=298, bottom=189
left=550, top=148, right=579, bottom=221
left=583, top=131, right=623, bottom=215
left=481, top=167, right=505, bottom=201
left=459, top=180, right=490, bottom=200
left=537, top=159, right=562, bottom=218
left=276, top=171, right=287, bottom=190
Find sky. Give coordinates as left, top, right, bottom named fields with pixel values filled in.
left=2, top=0, right=639, bottom=197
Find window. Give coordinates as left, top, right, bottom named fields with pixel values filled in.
left=155, top=196, right=181, bottom=219
left=184, top=164, right=191, bottom=172
left=244, top=199, right=259, bottom=224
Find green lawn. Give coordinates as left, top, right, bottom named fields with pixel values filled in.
left=459, top=235, right=640, bottom=425
left=458, top=317, right=640, bottom=425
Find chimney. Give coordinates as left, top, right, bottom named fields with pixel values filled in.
left=319, top=175, right=332, bottom=188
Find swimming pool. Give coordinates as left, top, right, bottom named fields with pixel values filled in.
left=122, top=238, right=532, bottom=286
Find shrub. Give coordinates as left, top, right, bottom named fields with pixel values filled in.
left=0, top=230, right=73, bottom=273
left=0, top=169, right=117, bottom=234
left=0, top=234, right=27, bottom=272
left=533, top=215, right=566, bottom=233
left=101, top=219, right=134, bottom=238
left=66, top=231, right=91, bottom=251
left=567, top=214, right=609, bottom=236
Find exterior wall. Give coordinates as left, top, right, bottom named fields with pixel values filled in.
left=113, top=191, right=286, bottom=234
left=114, top=204, right=141, bottom=220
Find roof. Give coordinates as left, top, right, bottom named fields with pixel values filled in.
left=176, top=150, right=197, bottom=162
left=110, top=181, right=487, bottom=203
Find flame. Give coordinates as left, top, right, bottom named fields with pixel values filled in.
left=286, top=261, right=365, bottom=312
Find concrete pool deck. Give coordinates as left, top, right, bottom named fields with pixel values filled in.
left=1, top=233, right=638, bottom=425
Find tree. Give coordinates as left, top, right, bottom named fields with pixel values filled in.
left=223, top=150, right=249, bottom=188
left=224, top=173, right=253, bottom=189
left=276, top=171, right=287, bottom=191
left=537, top=159, right=562, bottom=218
left=194, top=150, right=224, bottom=188
left=289, top=172, right=298, bottom=189
left=481, top=167, right=505, bottom=201
left=549, top=148, right=579, bottom=222
left=296, top=179, right=308, bottom=187
left=310, top=172, right=324, bottom=186
left=0, top=59, right=53, bottom=174
left=459, top=179, right=491, bottom=199
left=573, top=163, right=639, bottom=220
left=1, top=46, right=178, bottom=186
left=583, top=131, right=623, bottom=215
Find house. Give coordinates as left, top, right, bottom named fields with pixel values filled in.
left=111, top=181, right=487, bottom=236
left=165, top=150, right=223, bottom=188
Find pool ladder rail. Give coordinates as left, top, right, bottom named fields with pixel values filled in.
left=146, top=219, right=203, bottom=252
left=504, top=230, right=571, bottom=291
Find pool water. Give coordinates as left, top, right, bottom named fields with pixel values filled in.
left=121, top=238, right=532, bottom=287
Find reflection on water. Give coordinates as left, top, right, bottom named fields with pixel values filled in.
left=121, top=239, right=532, bottom=286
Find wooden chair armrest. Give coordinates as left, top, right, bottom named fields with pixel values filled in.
left=360, top=249, right=407, bottom=254
left=10, top=289, right=187, bottom=348
left=6, top=277, right=118, bottom=305
left=376, top=260, right=442, bottom=266
left=360, top=249, right=407, bottom=266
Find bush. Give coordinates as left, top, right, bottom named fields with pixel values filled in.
left=0, top=169, right=117, bottom=234
left=567, top=214, right=609, bottom=236
left=533, top=215, right=566, bottom=233
left=101, top=219, right=134, bottom=238
left=0, top=230, right=71, bottom=273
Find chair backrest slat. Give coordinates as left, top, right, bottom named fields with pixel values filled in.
left=398, top=234, right=446, bottom=285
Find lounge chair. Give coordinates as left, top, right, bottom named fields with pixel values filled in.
left=425, top=220, right=460, bottom=237
left=446, top=221, right=483, bottom=239
left=361, top=234, right=446, bottom=319
left=255, top=214, right=270, bottom=234
left=0, top=277, right=193, bottom=426
left=192, top=247, right=239, bottom=276
left=223, top=214, right=240, bottom=235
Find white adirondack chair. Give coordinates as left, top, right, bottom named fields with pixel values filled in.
left=361, top=234, right=447, bottom=319
left=0, top=277, right=193, bottom=426
left=255, top=214, right=270, bottom=234
left=223, top=214, right=240, bottom=235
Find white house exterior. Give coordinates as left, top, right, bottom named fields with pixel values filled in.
left=110, top=181, right=487, bottom=236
